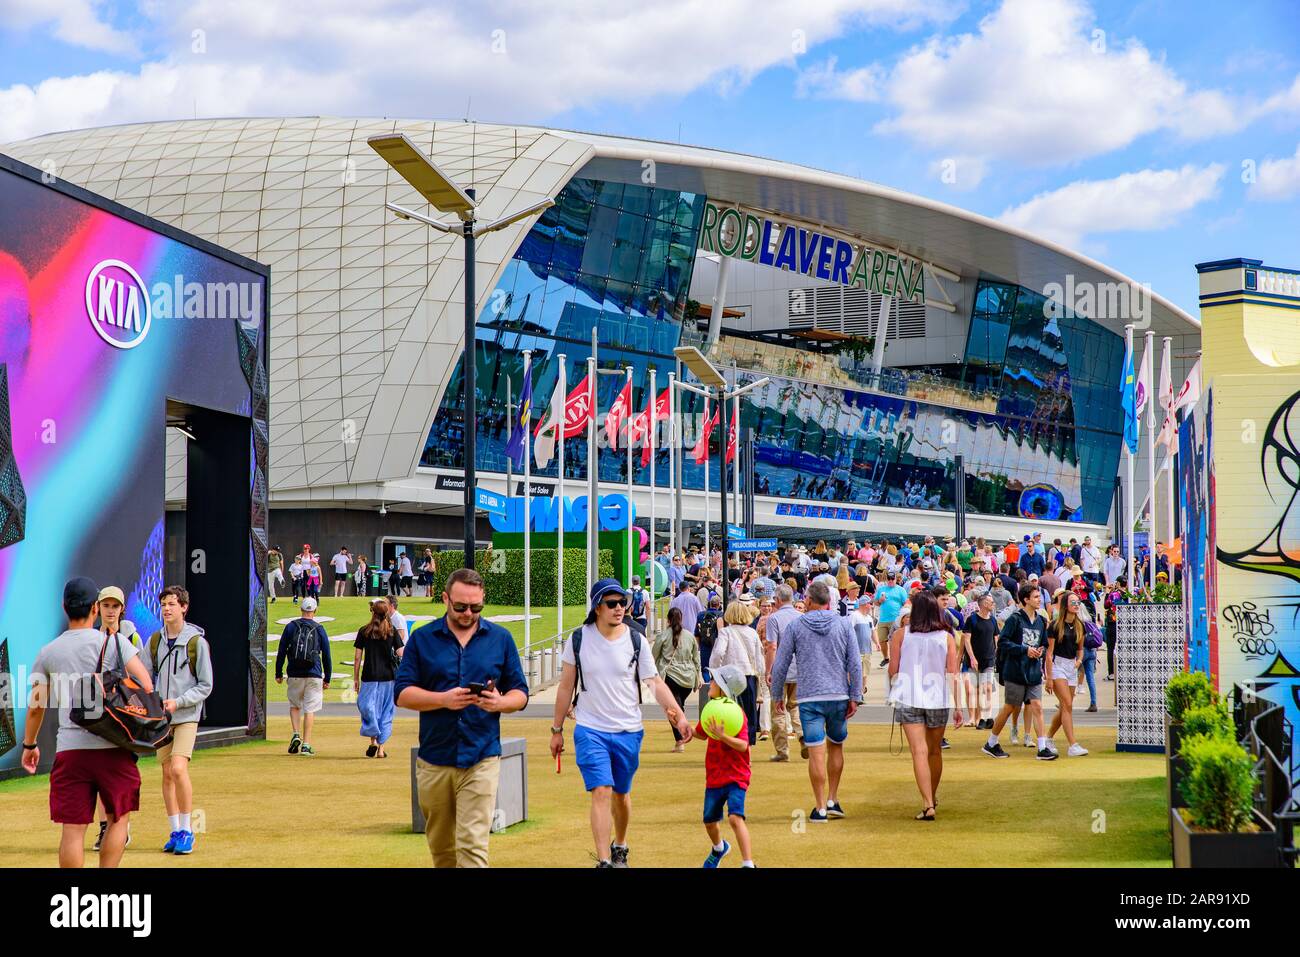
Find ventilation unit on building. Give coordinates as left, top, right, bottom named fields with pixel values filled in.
left=787, top=285, right=926, bottom=339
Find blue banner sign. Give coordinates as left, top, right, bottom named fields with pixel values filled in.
left=775, top=502, right=869, bottom=522
left=729, top=538, right=777, bottom=551
left=726, top=523, right=747, bottom=538
left=475, top=486, right=507, bottom=517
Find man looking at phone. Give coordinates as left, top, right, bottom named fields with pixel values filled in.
left=396, top=568, right=529, bottom=867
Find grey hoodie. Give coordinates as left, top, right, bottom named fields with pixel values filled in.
left=147, top=621, right=214, bottom=724
left=769, top=609, right=862, bottom=704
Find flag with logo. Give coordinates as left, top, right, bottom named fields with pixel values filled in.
left=634, top=386, right=673, bottom=468
left=1174, top=358, right=1202, bottom=412
left=725, top=409, right=738, bottom=465
left=604, top=379, right=632, bottom=450
left=504, top=363, right=533, bottom=471
left=1135, top=336, right=1152, bottom=420
left=1120, top=338, right=1138, bottom=455
left=534, top=372, right=593, bottom=469
left=692, top=401, right=717, bottom=465
left=1156, top=343, right=1175, bottom=451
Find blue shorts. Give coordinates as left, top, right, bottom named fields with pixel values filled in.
left=702, top=782, right=747, bottom=823
left=573, top=725, right=643, bottom=794
left=798, top=700, right=849, bottom=746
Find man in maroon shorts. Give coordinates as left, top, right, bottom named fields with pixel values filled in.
left=22, top=577, right=156, bottom=868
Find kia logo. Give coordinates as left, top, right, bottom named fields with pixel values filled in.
left=86, top=259, right=151, bottom=349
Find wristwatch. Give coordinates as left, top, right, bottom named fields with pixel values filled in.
left=549, top=725, right=564, bottom=735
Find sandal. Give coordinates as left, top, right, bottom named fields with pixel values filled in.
left=914, top=805, right=936, bottom=821
left=377, top=749, right=388, bottom=758
left=366, top=744, right=378, bottom=758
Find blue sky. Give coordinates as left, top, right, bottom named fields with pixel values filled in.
left=2, top=0, right=1298, bottom=314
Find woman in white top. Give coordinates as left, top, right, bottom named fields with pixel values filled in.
left=710, top=601, right=764, bottom=746
left=887, top=590, right=961, bottom=821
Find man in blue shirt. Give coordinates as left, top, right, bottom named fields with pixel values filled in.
left=1019, top=541, right=1046, bottom=577
left=396, top=568, right=529, bottom=867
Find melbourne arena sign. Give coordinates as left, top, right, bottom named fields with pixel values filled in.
left=699, top=201, right=925, bottom=303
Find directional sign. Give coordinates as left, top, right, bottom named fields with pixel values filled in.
left=474, top=486, right=507, bottom=517
left=726, top=523, right=747, bottom=539
left=729, top=538, right=777, bottom=551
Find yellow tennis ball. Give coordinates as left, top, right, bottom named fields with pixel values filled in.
left=701, top=698, right=743, bottom=739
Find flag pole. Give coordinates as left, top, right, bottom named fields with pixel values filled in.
left=704, top=399, right=711, bottom=560
left=522, top=349, right=532, bottom=654
left=587, top=328, right=598, bottom=601
left=556, top=354, right=566, bottom=648
left=648, top=365, right=656, bottom=634
left=668, top=372, right=677, bottom=569
left=625, top=365, right=634, bottom=590
left=1162, top=336, right=1175, bottom=575
left=505, top=375, right=513, bottom=496
left=1125, top=324, right=1136, bottom=586
left=1144, top=329, right=1156, bottom=591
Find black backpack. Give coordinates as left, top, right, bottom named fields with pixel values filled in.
left=72, top=635, right=174, bottom=754
left=284, top=618, right=323, bottom=667
left=569, top=626, right=643, bottom=707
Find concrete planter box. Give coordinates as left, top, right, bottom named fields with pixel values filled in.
left=1165, top=712, right=1184, bottom=756
left=1171, top=807, right=1279, bottom=868
left=410, top=737, right=528, bottom=834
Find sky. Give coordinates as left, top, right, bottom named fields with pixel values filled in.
left=1, top=0, right=1298, bottom=315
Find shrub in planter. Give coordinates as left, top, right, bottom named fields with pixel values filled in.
left=1179, top=700, right=1234, bottom=745
left=1178, top=734, right=1256, bottom=833
left=1165, top=670, right=1216, bottom=722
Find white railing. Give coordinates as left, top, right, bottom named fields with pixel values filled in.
left=520, top=629, right=570, bottom=692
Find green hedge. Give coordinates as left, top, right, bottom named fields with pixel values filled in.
left=431, top=548, right=614, bottom=606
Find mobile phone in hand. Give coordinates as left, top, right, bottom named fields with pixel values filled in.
left=467, top=682, right=486, bottom=695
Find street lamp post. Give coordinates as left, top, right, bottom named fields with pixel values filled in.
left=368, top=133, right=554, bottom=569
left=675, top=346, right=767, bottom=605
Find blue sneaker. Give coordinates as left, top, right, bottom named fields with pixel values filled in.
left=173, top=830, right=195, bottom=855
left=162, top=831, right=180, bottom=853
left=703, top=840, right=731, bottom=868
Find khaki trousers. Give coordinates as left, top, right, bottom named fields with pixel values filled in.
left=416, top=755, right=500, bottom=868
left=771, top=683, right=803, bottom=756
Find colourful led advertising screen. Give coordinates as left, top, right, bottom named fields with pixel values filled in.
left=0, top=155, right=270, bottom=776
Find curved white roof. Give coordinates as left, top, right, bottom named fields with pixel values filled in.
left=1, top=116, right=1195, bottom=505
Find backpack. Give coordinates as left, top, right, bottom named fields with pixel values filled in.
left=1083, top=619, right=1105, bottom=650
left=148, top=629, right=202, bottom=678
left=629, top=588, right=646, bottom=620
left=72, top=634, right=174, bottom=754
left=281, top=618, right=323, bottom=667
left=569, top=626, right=643, bottom=707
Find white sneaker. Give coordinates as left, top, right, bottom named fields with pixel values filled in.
left=1068, top=743, right=1089, bottom=757
left=1024, top=735, right=1036, bottom=748
left=1009, top=730, right=1021, bottom=746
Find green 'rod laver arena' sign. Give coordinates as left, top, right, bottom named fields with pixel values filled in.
left=699, top=201, right=925, bottom=303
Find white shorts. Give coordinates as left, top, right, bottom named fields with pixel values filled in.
left=1050, top=657, right=1078, bottom=685
left=287, top=676, right=324, bottom=712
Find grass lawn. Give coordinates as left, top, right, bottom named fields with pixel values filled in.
left=0, top=717, right=1171, bottom=868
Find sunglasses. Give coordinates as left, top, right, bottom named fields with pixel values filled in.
left=450, top=601, right=484, bottom=613
left=602, top=597, right=628, bottom=609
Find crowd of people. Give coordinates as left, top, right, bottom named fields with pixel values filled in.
left=267, top=543, right=440, bottom=602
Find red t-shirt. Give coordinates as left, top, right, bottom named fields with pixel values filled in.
left=1004, top=544, right=1020, bottom=565
left=695, top=714, right=751, bottom=790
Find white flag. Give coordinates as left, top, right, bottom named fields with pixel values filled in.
left=1158, top=341, right=1173, bottom=412
left=1173, top=358, right=1202, bottom=412
left=1135, top=337, right=1153, bottom=419
left=534, top=370, right=566, bottom=470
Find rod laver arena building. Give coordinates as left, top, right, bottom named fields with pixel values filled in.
left=2, top=119, right=1201, bottom=558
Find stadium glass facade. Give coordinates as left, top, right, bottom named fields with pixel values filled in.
left=422, top=175, right=1124, bottom=525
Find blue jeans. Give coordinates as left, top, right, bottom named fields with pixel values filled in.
left=1082, top=648, right=1097, bottom=703
left=797, top=700, right=849, bottom=746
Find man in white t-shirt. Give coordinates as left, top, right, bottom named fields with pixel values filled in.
left=551, top=578, right=692, bottom=868
left=384, top=595, right=409, bottom=647
left=1079, top=536, right=1103, bottom=586
left=331, top=547, right=353, bottom=597
left=398, top=552, right=415, bottom=597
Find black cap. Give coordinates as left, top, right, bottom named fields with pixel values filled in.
left=64, top=576, right=99, bottom=607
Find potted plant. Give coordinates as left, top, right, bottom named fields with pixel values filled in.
left=1168, top=700, right=1233, bottom=827
left=1164, top=670, right=1215, bottom=756
left=1172, top=734, right=1278, bottom=867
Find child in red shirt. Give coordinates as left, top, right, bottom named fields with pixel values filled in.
left=694, top=664, right=754, bottom=868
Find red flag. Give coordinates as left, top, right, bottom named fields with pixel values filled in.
left=691, top=402, right=717, bottom=465
left=725, top=409, right=737, bottom=465
left=637, top=386, right=672, bottom=468
left=535, top=374, right=593, bottom=441
left=605, top=379, right=632, bottom=449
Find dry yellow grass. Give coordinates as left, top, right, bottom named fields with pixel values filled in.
left=0, top=716, right=1170, bottom=868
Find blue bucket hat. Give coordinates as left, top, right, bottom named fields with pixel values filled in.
left=589, top=577, right=628, bottom=606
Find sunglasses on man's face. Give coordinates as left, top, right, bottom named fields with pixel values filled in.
left=450, top=601, right=484, bottom=614
left=602, top=597, right=628, bottom=609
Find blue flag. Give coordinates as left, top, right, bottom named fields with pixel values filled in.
left=505, top=364, right=533, bottom=470
left=1120, top=339, right=1138, bottom=455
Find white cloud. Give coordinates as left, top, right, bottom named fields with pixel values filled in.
left=998, top=163, right=1225, bottom=248
left=796, top=56, right=882, bottom=101
left=0, top=0, right=957, bottom=143
left=867, top=0, right=1265, bottom=173
left=1250, top=144, right=1300, bottom=202
left=0, top=0, right=139, bottom=56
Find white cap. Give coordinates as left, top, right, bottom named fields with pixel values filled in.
left=301, top=597, right=318, bottom=612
